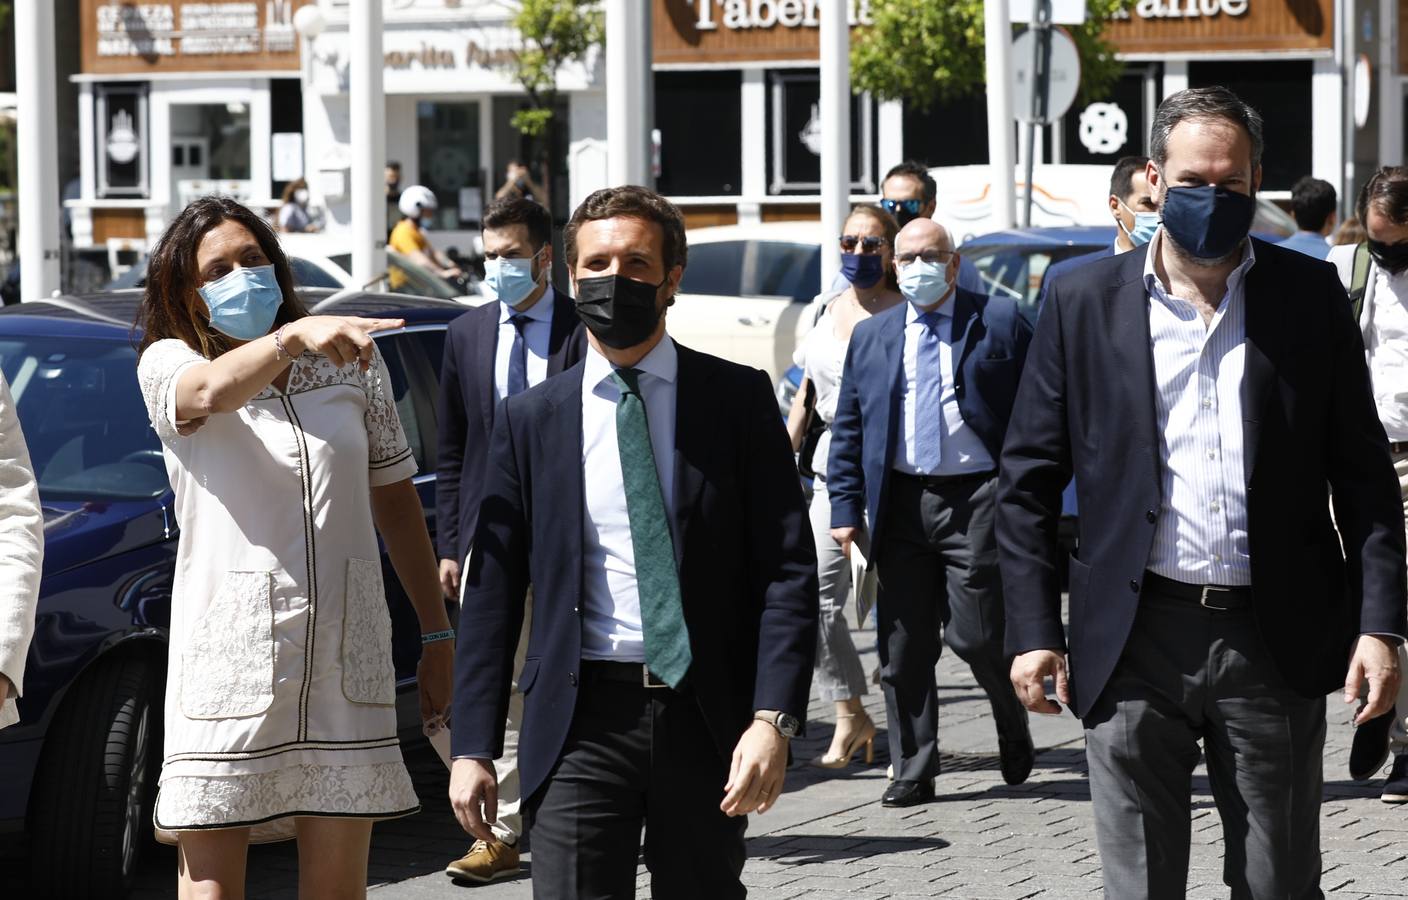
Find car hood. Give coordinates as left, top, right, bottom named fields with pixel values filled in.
left=40, top=498, right=171, bottom=577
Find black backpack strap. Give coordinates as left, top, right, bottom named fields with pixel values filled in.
left=1350, top=240, right=1372, bottom=325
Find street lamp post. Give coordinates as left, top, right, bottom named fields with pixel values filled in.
left=605, top=0, right=652, bottom=187
left=15, top=0, right=61, bottom=301
left=819, top=0, right=850, bottom=293
left=349, top=0, right=386, bottom=287
left=984, top=0, right=1017, bottom=231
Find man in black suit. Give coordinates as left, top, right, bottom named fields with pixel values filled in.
left=448, top=185, right=818, bottom=898
left=998, top=87, right=1407, bottom=897
left=434, top=196, right=584, bottom=882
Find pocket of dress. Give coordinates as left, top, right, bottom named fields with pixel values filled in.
left=181, top=571, right=276, bottom=720
left=342, top=558, right=397, bottom=706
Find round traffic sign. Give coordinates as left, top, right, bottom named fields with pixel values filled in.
left=1012, top=27, right=1081, bottom=126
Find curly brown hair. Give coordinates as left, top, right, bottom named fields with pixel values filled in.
left=564, top=185, right=688, bottom=274
left=137, top=196, right=307, bottom=358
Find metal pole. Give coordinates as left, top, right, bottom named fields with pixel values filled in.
left=819, top=0, right=851, bottom=292
left=606, top=0, right=652, bottom=186
left=984, top=0, right=1016, bottom=231
left=1023, top=0, right=1051, bottom=229
left=15, top=0, right=61, bottom=301
left=349, top=0, right=386, bottom=288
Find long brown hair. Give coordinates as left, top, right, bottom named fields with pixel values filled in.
left=137, top=196, right=307, bottom=358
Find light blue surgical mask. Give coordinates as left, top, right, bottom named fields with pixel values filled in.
left=419, top=215, right=434, bottom=230
left=1118, top=201, right=1160, bottom=247
left=483, top=249, right=543, bottom=308
left=897, top=259, right=954, bottom=308
left=198, top=264, right=284, bottom=340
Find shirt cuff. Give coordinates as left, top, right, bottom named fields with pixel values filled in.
left=1363, top=632, right=1406, bottom=646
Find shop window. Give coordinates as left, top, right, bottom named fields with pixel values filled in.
left=767, top=70, right=875, bottom=195
left=904, top=94, right=990, bottom=167
left=1062, top=67, right=1155, bottom=166
left=655, top=71, right=743, bottom=197
left=417, top=101, right=482, bottom=230
left=96, top=84, right=149, bottom=198
left=1189, top=60, right=1312, bottom=193
left=169, top=103, right=251, bottom=208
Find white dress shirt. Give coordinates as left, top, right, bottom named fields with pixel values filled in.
left=893, top=296, right=995, bottom=476
left=1363, top=267, right=1408, bottom=442
left=493, top=285, right=556, bottom=401
left=1144, top=229, right=1254, bottom=586
left=579, top=338, right=679, bottom=662
left=0, top=372, right=43, bottom=729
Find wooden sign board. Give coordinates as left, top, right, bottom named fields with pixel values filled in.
left=653, top=0, right=874, bottom=66
left=1103, top=0, right=1334, bottom=56
left=80, top=0, right=312, bottom=76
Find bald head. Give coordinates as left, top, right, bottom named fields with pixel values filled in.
left=895, top=218, right=952, bottom=257
left=892, top=217, right=960, bottom=308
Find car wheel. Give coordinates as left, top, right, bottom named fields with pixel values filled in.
left=27, top=653, right=161, bottom=896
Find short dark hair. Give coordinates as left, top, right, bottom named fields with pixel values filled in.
left=1357, top=167, right=1408, bottom=227
left=1289, top=176, right=1337, bottom=231
left=565, top=186, right=688, bottom=272
left=883, top=160, right=937, bottom=205
left=1109, top=156, right=1150, bottom=202
left=483, top=197, right=553, bottom=249
left=1150, top=87, right=1264, bottom=172
left=385, top=161, right=401, bottom=172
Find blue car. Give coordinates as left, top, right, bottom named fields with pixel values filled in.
left=0, top=289, right=465, bottom=894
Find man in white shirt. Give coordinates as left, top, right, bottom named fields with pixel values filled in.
left=1329, top=164, right=1408, bottom=801
left=0, top=371, right=43, bottom=731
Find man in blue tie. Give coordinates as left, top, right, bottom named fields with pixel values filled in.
left=828, top=217, right=1034, bottom=807
left=448, top=186, right=818, bottom=897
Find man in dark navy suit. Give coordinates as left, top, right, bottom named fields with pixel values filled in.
left=434, top=197, right=584, bottom=882
left=1035, top=154, right=1156, bottom=312
left=827, top=217, right=1034, bottom=807
left=447, top=186, right=818, bottom=898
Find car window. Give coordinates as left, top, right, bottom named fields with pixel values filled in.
left=0, top=336, right=168, bottom=500
left=751, top=242, right=821, bottom=302
left=679, top=242, right=744, bottom=296
left=374, top=330, right=443, bottom=474
left=288, top=258, right=344, bottom=289
left=328, top=254, right=352, bottom=274
left=963, top=244, right=1105, bottom=323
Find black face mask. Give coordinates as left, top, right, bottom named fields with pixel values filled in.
left=574, top=274, right=666, bottom=349
left=1369, top=239, right=1408, bottom=276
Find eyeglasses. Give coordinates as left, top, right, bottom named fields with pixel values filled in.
left=839, top=234, right=889, bottom=254
left=880, top=198, right=923, bottom=217
left=895, top=251, right=954, bottom=266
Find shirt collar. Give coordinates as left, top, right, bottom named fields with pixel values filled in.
left=904, top=293, right=954, bottom=325
left=1142, top=227, right=1257, bottom=300
left=499, top=284, right=556, bottom=324
left=584, top=333, right=679, bottom=391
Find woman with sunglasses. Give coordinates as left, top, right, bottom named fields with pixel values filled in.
left=787, top=204, right=903, bottom=769
left=135, top=197, right=454, bottom=897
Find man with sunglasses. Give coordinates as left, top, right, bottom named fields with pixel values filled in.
left=881, top=161, right=986, bottom=295
left=828, top=217, right=1035, bottom=808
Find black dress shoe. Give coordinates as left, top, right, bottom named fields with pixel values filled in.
left=881, top=779, right=934, bottom=808
left=998, top=736, right=1035, bottom=785
left=1349, top=705, right=1396, bottom=782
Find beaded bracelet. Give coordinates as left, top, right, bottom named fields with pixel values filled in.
left=273, top=324, right=292, bottom=362
left=421, top=629, right=456, bottom=645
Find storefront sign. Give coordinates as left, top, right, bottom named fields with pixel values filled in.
left=81, top=0, right=310, bottom=75
left=655, top=0, right=873, bottom=65
left=1104, top=0, right=1331, bottom=54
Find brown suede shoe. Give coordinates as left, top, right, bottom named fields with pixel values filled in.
left=445, top=838, right=521, bottom=883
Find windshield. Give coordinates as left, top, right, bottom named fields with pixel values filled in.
left=384, top=251, right=460, bottom=300
left=961, top=242, right=1109, bottom=323
left=0, top=336, right=168, bottom=500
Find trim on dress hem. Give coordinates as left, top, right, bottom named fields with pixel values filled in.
left=154, top=804, right=421, bottom=844
left=163, top=735, right=400, bottom=764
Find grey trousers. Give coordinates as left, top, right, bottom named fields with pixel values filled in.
left=1084, top=584, right=1325, bottom=900
left=809, top=479, right=868, bottom=703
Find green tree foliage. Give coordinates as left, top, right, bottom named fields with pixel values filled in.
left=851, top=0, right=1134, bottom=112
left=509, top=0, right=604, bottom=137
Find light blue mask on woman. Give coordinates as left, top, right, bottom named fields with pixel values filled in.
left=483, top=250, right=543, bottom=307
left=198, top=264, right=284, bottom=340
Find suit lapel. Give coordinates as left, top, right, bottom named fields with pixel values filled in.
left=543, top=364, right=585, bottom=598
left=950, top=289, right=980, bottom=370
left=476, top=305, right=499, bottom=432
left=546, top=291, right=576, bottom=376
left=1106, top=250, right=1160, bottom=477
left=670, top=344, right=707, bottom=570
left=1240, top=253, right=1280, bottom=484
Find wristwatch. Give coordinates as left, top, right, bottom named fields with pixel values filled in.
left=754, top=709, right=800, bottom=739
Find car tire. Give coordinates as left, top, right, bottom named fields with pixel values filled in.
left=27, top=652, right=161, bottom=897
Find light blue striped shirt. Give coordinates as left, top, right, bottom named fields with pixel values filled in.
left=1144, top=230, right=1255, bottom=586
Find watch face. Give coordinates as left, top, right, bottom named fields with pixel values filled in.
left=777, top=713, right=801, bottom=737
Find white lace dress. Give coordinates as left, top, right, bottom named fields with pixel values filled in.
left=137, top=339, right=421, bottom=843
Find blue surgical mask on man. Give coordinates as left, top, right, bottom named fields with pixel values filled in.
left=897, top=259, right=954, bottom=308
left=483, top=249, right=543, bottom=307
left=198, top=264, right=284, bottom=340
left=1118, top=201, right=1160, bottom=246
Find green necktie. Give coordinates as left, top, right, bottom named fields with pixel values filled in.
left=609, top=368, right=692, bottom=688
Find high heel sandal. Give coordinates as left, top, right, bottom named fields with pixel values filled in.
left=809, top=712, right=877, bottom=769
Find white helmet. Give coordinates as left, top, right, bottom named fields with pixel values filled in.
left=398, top=184, right=437, bottom=219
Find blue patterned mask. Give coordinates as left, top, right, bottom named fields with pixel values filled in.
left=198, top=264, right=284, bottom=340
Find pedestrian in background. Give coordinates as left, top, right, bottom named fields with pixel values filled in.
left=1278, top=175, right=1337, bottom=259
left=0, top=370, right=42, bottom=732
left=879, top=161, right=986, bottom=295
left=828, top=215, right=1035, bottom=809
left=449, top=186, right=818, bottom=898
left=786, top=204, right=903, bottom=770
left=1329, top=165, right=1408, bottom=802
left=1000, top=87, right=1405, bottom=897
left=276, top=177, right=317, bottom=234
left=389, top=185, right=464, bottom=289
left=436, top=197, right=585, bottom=883
left=135, top=197, right=454, bottom=896
left=495, top=160, right=548, bottom=208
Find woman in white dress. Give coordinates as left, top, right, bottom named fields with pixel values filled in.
left=787, top=205, right=904, bottom=769
left=135, top=197, right=454, bottom=897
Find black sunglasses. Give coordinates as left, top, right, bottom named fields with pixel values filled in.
left=880, top=198, right=923, bottom=216
left=839, top=234, right=889, bottom=254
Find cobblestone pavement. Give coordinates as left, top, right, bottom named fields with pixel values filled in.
left=76, top=613, right=1408, bottom=896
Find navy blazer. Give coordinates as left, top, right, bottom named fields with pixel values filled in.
left=434, top=290, right=586, bottom=566
left=450, top=341, right=819, bottom=802
left=827, top=288, right=1034, bottom=553
left=997, top=239, right=1408, bottom=719
left=1035, top=245, right=1116, bottom=313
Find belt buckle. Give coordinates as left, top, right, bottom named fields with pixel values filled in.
left=1200, top=585, right=1232, bottom=611
left=643, top=666, right=668, bottom=689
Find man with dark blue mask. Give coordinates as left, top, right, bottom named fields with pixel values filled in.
left=999, top=86, right=1406, bottom=897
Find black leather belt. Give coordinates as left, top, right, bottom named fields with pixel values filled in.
left=893, top=470, right=996, bottom=489
left=580, top=660, right=673, bottom=689
left=1142, top=571, right=1252, bottom=611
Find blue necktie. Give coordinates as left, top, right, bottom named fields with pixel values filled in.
left=915, top=311, right=943, bottom=472
left=506, top=314, right=528, bottom=397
